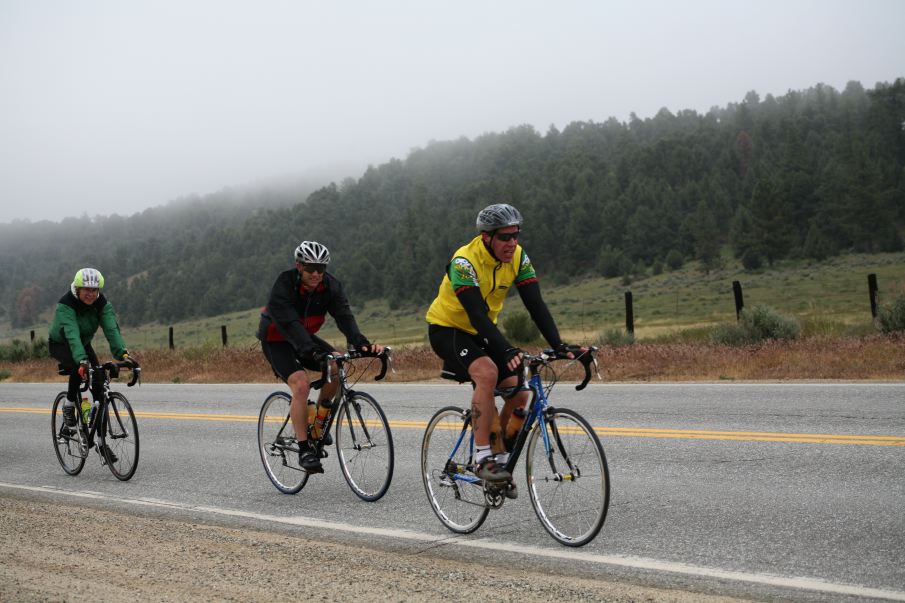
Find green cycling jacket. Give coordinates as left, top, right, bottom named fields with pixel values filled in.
left=48, top=291, right=127, bottom=363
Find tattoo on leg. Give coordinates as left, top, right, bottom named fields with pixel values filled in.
left=471, top=404, right=482, bottom=422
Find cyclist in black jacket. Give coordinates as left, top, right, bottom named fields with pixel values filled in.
left=257, top=241, right=382, bottom=473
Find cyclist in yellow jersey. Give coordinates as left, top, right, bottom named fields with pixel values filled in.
left=426, top=204, right=583, bottom=490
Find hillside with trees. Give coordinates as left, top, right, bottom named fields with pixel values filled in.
left=2, top=78, right=903, bottom=329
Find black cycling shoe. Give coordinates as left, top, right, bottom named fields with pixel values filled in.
left=320, top=431, right=333, bottom=446
left=298, top=442, right=324, bottom=473
left=474, top=456, right=511, bottom=482
left=97, top=444, right=118, bottom=464
left=62, top=403, right=77, bottom=427
left=505, top=478, right=518, bottom=500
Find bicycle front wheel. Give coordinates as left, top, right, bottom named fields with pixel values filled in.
left=258, top=391, right=308, bottom=494
left=51, top=392, right=86, bottom=475
left=421, top=406, right=488, bottom=534
left=334, top=392, right=394, bottom=501
left=526, top=407, right=610, bottom=547
left=103, top=392, right=140, bottom=481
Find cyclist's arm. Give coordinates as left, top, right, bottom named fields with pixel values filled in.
left=55, top=304, right=89, bottom=363
left=456, top=286, right=512, bottom=358
left=326, top=276, right=369, bottom=349
left=515, top=280, right=563, bottom=348
left=511, top=247, right=563, bottom=348
left=98, top=298, right=128, bottom=360
left=266, top=273, right=318, bottom=356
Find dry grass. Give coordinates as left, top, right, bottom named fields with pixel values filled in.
left=3, top=335, right=903, bottom=383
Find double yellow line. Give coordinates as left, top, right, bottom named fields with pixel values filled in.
left=4, top=407, right=904, bottom=446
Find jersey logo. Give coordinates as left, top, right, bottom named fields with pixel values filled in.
left=459, top=348, right=468, bottom=357
left=452, top=258, right=478, bottom=286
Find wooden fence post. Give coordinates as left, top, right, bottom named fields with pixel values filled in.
left=221, top=325, right=228, bottom=347
left=732, top=280, right=745, bottom=320
left=624, top=291, right=634, bottom=335
left=30, top=330, right=35, bottom=342
left=168, top=326, right=174, bottom=350
left=868, top=273, right=879, bottom=318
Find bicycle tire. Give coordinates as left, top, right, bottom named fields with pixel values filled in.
left=258, top=391, right=308, bottom=494
left=334, top=392, right=394, bottom=502
left=51, top=392, right=86, bottom=475
left=102, top=392, right=140, bottom=481
left=525, top=407, right=610, bottom=547
left=421, top=406, right=489, bottom=534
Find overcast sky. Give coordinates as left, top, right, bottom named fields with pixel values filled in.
left=1, top=0, right=903, bottom=224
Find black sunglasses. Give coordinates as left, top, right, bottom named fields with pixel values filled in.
left=494, top=231, right=520, bottom=242
left=301, top=263, right=327, bottom=274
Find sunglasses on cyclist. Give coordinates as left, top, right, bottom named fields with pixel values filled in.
left=494, top=231, right=520, bottom=242
left=301, top=263, right=327, bottom=274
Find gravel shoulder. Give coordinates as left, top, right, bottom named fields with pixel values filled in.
left=0, top=493, right=753, bottom=603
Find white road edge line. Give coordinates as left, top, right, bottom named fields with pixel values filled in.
left=2, top=482, right=903, bottom=601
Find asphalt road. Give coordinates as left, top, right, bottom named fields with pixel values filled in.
left=1, top=381, right=904, bottom=601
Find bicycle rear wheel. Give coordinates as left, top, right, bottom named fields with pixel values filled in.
left=258, top=391, right=308, bottom=494
left=334, top=392, right=394, bottom=502
left=51, top=392, right=86, bottom=475
left=103, top=392, right=140, bottom=481
left=525, top=407, right=609, bottom=547
left=421, top=406, right=488, bottom=534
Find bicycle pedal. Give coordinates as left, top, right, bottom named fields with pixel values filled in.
left=319, top=448, right=329, bottom=459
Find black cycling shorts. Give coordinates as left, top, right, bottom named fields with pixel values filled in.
left=427, top=324, right=517, bottom=384
left=261, top=337, right=333, bottom=383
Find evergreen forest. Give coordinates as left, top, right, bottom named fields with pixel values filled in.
left=2, top=78, right=903, bottom=329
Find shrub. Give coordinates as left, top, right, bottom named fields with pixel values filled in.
left=502, top=311, right=541, bottom=345
left=0, top=369, right=10, bottom=381
left=710, top=305, right=801, bottom=345
left=0, top=339, right=49, bottom=362
left=596, top=327, right=635, bottom=347
left=665, top=249, right=684, bottom=271
left=877, top=293, right=905, bottom=333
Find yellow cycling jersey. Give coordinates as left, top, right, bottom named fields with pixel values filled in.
left=425, top=235, right=537, bottom=334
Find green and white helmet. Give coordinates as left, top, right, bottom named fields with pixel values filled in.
left=71, top=267, right=105, bottom=296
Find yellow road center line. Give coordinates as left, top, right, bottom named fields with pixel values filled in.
left=3, top=407, right=904, bottom=445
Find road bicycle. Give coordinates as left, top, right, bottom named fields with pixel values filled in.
left=421, top=346, right=610, bottom=547
left=51, top=360, right=141, bottom=481
left=258, top=348, right=394, bottom=502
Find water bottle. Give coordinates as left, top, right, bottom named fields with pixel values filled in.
left=315, top=400, right=332, bottom=440
left=306, top=400, right=319, bottom=439
left=80, top=398, right=91, bottom=424
left=504, top=407, right=527, bottom=449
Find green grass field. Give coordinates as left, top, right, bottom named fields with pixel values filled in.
left=3, top=251, right=903, bottom=351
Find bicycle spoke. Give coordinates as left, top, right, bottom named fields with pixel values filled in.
left=103, top=393, right=139, bottom=481
left=336, top=393, right=394, bottom=501
left=526, top=409, right=609, bottom=547
left=258, top=392, right=308, bottom=494
left=421, top=407, right=488, bottom=534
left=51, top=392, right=86, bottom=476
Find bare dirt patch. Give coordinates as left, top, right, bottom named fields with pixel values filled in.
left=0, top=494, right=752, bottom=602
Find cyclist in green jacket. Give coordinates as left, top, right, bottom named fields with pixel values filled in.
left=48, top=268, right=132, bottom=430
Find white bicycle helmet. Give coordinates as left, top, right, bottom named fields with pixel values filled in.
left=294, top=240, right=331, bottom=265
left=476, top=203, right=523, bottom=232
left=70, top=267, right=104, bottom=296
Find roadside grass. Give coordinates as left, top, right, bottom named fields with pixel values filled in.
left=2, top=251, right=903, bottom=356
left=4, top=334, right=903, bottom=383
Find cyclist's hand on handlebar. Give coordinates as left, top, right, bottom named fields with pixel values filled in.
left=555, top=343, right=588, bottom=360
left=359, top=342, right=384, bottom=355
left=121, top=351, right=140, bottom=368
left=504, top=347, right=524, bottom=372
left=78, top=360, right=90, bottom=381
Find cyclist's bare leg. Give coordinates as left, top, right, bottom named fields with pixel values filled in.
left=316, top=357, right=340, bottom=405
left=498, top=375, right=529, bottom=434
left=468, top=357, right=499, bottom=448
left=287, top=369, right=312, bottom=443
